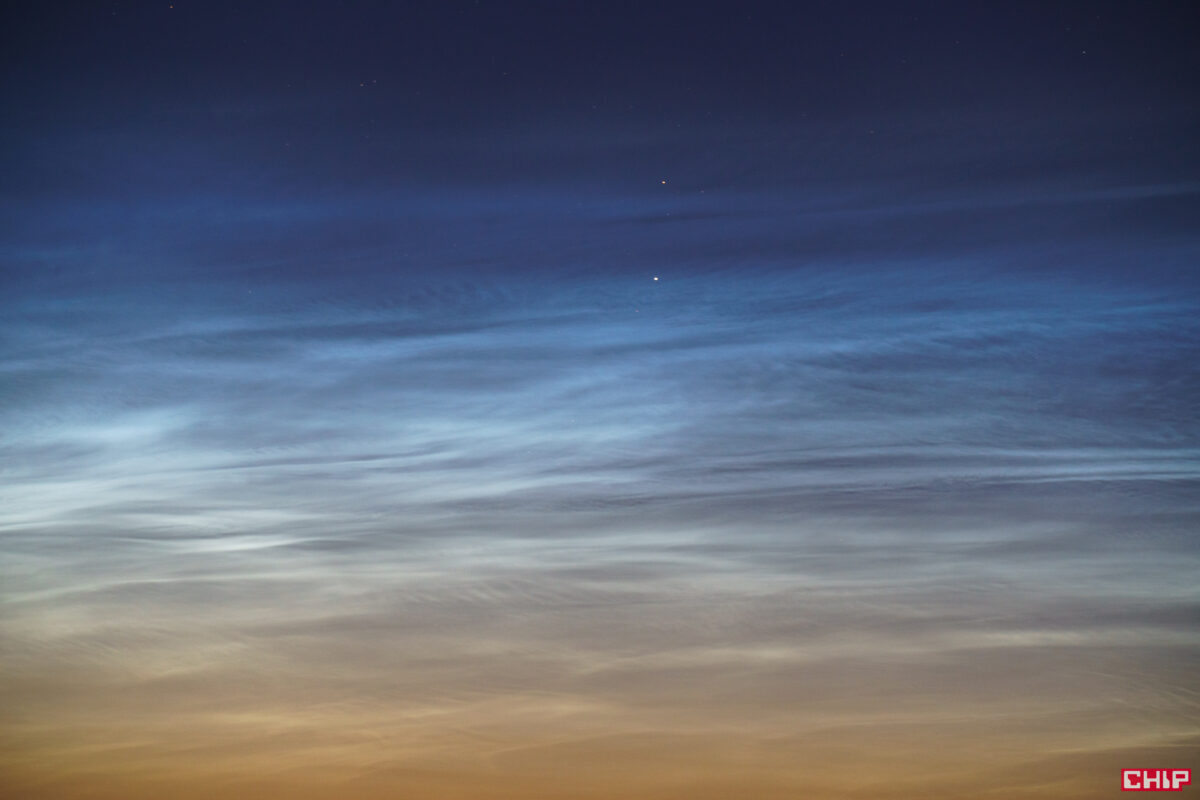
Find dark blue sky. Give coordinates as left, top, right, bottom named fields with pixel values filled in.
left=4, top=2, right=1198, bottom=296
left=2, top=3, right=1198, bottom=799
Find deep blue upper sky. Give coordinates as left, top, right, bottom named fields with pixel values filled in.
left=4, top=1, right=1198, bottom=296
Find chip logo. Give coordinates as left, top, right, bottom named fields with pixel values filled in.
left=1123, top=769, right=1192, bottom=791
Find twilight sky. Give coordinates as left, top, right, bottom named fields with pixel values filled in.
left=2, top=2, right=1198, bottom=798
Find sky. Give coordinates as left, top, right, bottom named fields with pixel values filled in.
left=1, top=2, right=1198, bottom=798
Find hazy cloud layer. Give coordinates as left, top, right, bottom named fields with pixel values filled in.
left=3, top=6, right=1199, bottom=795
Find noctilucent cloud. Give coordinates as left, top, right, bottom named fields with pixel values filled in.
left=2, top=2, right=1198, bottom=798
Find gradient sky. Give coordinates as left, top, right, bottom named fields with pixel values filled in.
left=2, top=2, right=1199, bottom=798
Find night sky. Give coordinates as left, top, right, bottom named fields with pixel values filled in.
left=2, top=2, right=1199, bottom=798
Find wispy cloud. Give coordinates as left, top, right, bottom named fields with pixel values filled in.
left=3, top=103, right=1199, bottom=798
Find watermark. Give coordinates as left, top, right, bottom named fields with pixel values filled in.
left=1123, top=769, right=1191, bottom=792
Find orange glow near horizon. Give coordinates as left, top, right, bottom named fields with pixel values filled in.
left=3, top=548, right=1197, bottom=799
